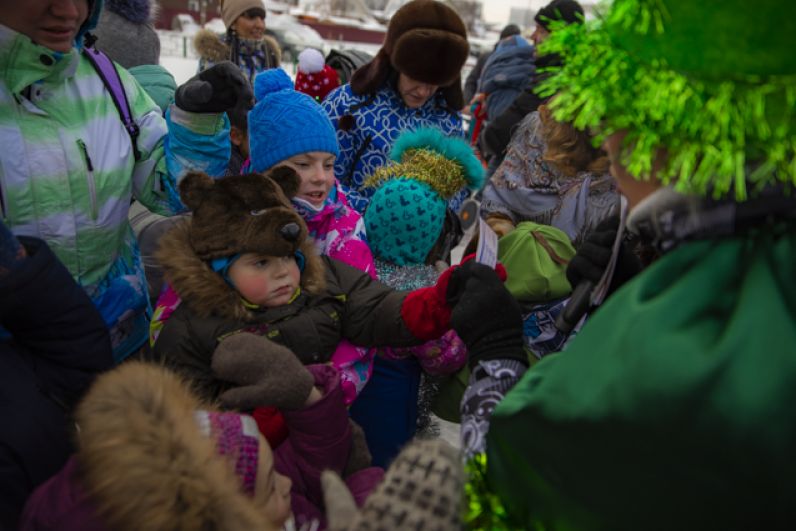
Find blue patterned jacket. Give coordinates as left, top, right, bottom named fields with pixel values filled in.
left=322, top=83, right=467, bottom=214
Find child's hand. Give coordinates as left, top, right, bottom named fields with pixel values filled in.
left=212, top=333, right=314, bottom=410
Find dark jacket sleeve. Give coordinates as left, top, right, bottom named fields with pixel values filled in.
left=481, top=88, right=545, bottom=162
left=325, top=257, right=419, bottom=347
left=0, top=237, right=113, bottom=405
left=275, top=365, right=352, bottom=511
left=463, top=51, right=491, bottom=104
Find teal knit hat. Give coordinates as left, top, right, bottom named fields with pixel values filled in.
left=248, top=68, right=340, bottom=172
left=364, top=128, right=484, bottom=265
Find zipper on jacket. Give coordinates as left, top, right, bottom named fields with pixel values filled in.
left=77, top=140, right=98, bottom=220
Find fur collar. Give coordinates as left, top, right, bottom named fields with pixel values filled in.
left=75, top=362, right=273, bottom=530
left=157, top=219, right=325, bottom=321
left=194, top=28, right=281, bottom=63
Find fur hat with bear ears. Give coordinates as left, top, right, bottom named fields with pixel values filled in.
left=157, top=168, right=325, bottom=320
left=350, top=0, right=469, bottom=110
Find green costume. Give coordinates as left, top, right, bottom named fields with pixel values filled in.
left=473, top=0, right=796, bottom=528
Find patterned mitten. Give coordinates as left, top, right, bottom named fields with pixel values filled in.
left=212, top=333, right=314, bottom=410
left=323, top=439, right=463, bottom=531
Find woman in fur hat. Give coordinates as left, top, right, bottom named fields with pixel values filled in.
left=322, top=0, right=471, bottom=214
left=195, top=0, right=281, bottom=84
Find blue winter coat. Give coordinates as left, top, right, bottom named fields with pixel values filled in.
left=479, top=36, right=535, bottom=121
left=0, top=238, right=113, bottom=529
left=322, top=82, right=467, bottom=214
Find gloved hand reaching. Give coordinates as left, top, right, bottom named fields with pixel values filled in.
left=174, top=61, right=254, bottom=113
left=565, top=215, right=643, bottom=295
left=446, top=260, right=526, bottom=369
left=211, top=332, right=314, bottom=410
left=400, top=254, right=506, bottom=341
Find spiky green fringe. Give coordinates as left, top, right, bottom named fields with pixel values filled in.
left=537, top=0, right=796, bottom=200
left=463, top=454, right=521, bottom=530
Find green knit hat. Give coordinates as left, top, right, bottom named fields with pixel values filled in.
left=537, top=0, right=796, bottom=200
left=364, top=128, right=484, bottom=265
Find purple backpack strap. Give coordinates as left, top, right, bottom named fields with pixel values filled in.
left=82, top=46, right=141, bottom=160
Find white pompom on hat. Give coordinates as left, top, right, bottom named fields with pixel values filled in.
left=297, top=48, right=325, bottom=74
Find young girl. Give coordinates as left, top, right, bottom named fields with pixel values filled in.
left=151, top=68, right=377, bottom=406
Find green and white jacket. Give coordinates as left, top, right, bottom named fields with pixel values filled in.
left=0, top=24, right=230, bottom=361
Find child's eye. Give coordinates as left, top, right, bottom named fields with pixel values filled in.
left=255, top=259, right=269, bottom=268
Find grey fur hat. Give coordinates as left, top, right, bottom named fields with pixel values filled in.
left=93, top=0, right=161, bottom=68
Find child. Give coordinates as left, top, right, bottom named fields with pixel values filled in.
left=151, top=168, right=456, bottom=406
left=294, top=48, right=341, bottom=103
left=151, top=68, right=376, bottom=406
left=350, top=127, right=484, bottom=464
left=225, top=104, right=251, bottom=176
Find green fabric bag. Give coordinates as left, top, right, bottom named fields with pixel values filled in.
left=498, top=221, right=576, bottom=303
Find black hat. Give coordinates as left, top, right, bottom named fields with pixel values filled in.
left=534, top=0, right=585, bottom=31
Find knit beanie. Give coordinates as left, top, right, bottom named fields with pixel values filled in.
left=295, top=48, right=341, bottom=102
left=128, top=64, right=177, bottom=113
left=364, top=127, right=484, bottom=266
left=249, top=68, right=340, bottom=172
left=221, top=0, right=266, bottom=29
left=194, top=411, right=260, bottom=495
left=93, top=0, right=161, bottom=68
left=534, top=0, right=585, bottom=31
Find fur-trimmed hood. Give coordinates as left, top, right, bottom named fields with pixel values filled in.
left=194, top=28, right=281, bottom=64
left=74, top=362, right=277, bottom=531
left=156, top=169, right=326, bottom=322
left=157, top=219, right=325, bottom=321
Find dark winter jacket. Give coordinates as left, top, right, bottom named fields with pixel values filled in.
left=0, top=238, right=112, bottom=529
left=463, top=51, right=491, bottom=104
left=195, top=28, right=281, bottom=85
left=152, top=221, right=419, bottom=402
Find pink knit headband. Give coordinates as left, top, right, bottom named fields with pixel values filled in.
left=194, top=410, right=260, bottom=495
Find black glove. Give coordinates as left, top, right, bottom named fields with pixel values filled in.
left=566, top=216, right=643, bottom=294
left=446, top=261, right=526, bottom=369
left=174, top=61, right=254, bottom=113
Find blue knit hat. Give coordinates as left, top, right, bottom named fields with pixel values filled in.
left=248, top=68, right=340, bottom=172
left=364, top=127, right=484, bottom=266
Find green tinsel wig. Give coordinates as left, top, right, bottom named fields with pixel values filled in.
left=537, top=0, right=796, bottom=200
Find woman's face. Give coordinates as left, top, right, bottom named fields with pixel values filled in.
left=0, top=0, right=88, bottom=52
left=397, top=74, right=439, bottom=109
left=279, top=152, right=337, bottom=208
left=232, top=8, right=265, bottom=40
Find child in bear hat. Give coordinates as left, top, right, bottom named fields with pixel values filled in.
left=151, top=68, right=377, bottom=408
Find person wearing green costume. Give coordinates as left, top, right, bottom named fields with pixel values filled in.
left=442, top=0, right=796, bottom=528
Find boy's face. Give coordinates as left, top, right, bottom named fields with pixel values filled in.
left=228, top=253, right=300, bottom=308
left=279, top=152, right=336, bottom=208
left=254, top=434, right=293, bottom=527
left=0, top=0, right=89, bottom=52
left=604, top=131, right=662, bottom=210
left=230, top=125, right=250, bottom=159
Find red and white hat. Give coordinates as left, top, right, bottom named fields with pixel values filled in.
left=294, top=48, right=340, bottom=103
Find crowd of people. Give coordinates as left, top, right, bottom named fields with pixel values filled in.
left=1, top=0, right=795, bottom=529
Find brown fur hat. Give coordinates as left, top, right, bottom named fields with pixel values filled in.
left=350, top=0, right=469, bottom=109
left=75, top=361, right=278, bottom=531
left=156, top=167, right=325, bottom=320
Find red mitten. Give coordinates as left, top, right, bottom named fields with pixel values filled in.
left=401, top=255, right=506, bottom=341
